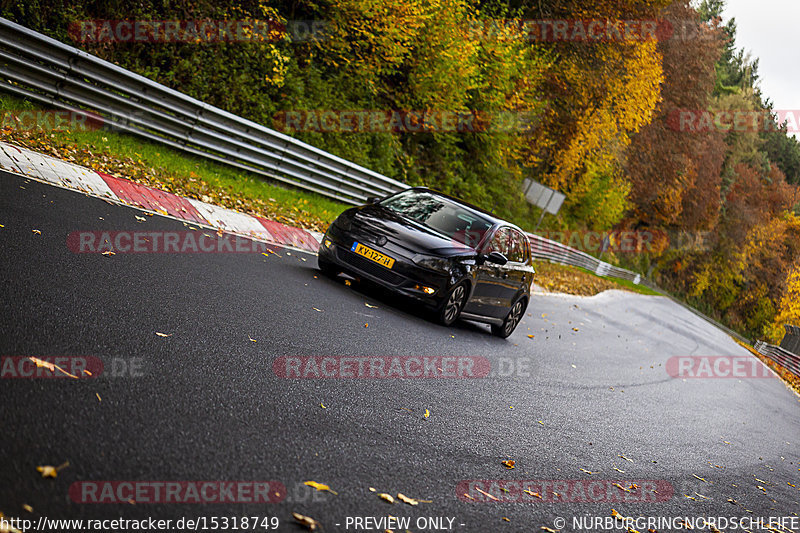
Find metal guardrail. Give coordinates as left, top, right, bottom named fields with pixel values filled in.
left=754, top=340, right=800, bottom=378
left=526, top=232, right=641, bottom=284
left=0, top=17, right=407, bottom=205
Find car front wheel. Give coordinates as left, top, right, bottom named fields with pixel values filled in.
left=437, top=283, right=468, bottom=326
left=492, top=298, right=526, bottom=338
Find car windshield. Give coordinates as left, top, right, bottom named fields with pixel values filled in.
left=380, top=190, right=493, bottom=247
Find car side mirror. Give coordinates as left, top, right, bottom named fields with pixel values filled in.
left=485, top=251, right=508, bottom=265
left=366, top=196, right=379, bottom=204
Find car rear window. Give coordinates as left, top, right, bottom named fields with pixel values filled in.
left=381, top=190, right=493, bottom=247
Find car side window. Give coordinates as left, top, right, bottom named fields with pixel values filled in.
left=488, top=227, right=511, bottom=257
left=522, top=232, right=531, bottom=263
left=509, top=230, right=528, bottom=263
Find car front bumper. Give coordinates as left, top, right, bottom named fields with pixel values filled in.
left=318, top=231, right=451, bottom=307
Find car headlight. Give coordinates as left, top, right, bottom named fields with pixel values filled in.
left=412, top=254, right=452, bottom=272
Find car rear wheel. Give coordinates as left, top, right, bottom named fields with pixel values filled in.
left=437, top=283, right=468, bottom=326
left=492, top=298, right=526, bottom=338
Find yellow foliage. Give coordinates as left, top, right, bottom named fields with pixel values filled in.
left=547, top=40, right=663, bottom=192
left=769, top=263, right=800, bottom=343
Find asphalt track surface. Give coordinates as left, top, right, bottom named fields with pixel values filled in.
left=1, top=169, right=799, bottom=532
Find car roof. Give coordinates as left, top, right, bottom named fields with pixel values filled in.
left=402, top=187, right=527, bottom=234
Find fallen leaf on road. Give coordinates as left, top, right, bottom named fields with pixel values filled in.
left=618, top=454, right=634, bottom=462
left=365, top=303, right=378, bottom=308
left=524, top=490, right=542, bottom=499
left=364, top=323, right=368, bottom=328
left=538, top=420, right=544, bottom=426
left=96, top=393, right=101, bottom=402
left=474, top=487, right=499, bottom=501
left=424, top=409, right=430, bottom=419
left=28, top=357, right=77, bottom=379
left=580, top=468, right=597, bottom=475
left=22, top=505, right=32, bottom=513
left=378, top=493, right=394, bottom=503
left=501, top=460, right=515, bottom=469
left=344, top=280, right=351, bottom=286
left=320, top=403, right=326, bottom=409
left=693, top=474, right=709, bottom=483
left=613, top=483, right=631, bottom=493
left=155, top=332, right=172, bottom=337
left=502, top=517, right=510, bottom=522
left=37, top=461, right=69, bottom=478
left=135, top=216, right=146, bottom=222
left=29, top=356, right=54, bottom=372
left=573, top=327, right=579, bottom=332
left=248, top=336, right=257, bottom=342
left=292, top=512, right=320, bottom=530
left=32, top=229, right=41, bottom=234
left=397, top=493, right=419, bottom=506
left=541, top=527, right=558, bottom=533
left=312, top=307, right=323, bottom=312
left=304, top=481, right=337, bottom=495
left=101, top=250, right=116, bottom=256
left=613, top=467, right=626, bottom=473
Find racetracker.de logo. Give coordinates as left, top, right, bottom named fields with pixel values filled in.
left=1, top=110, right=103, bottom=132
left=67, top=231, right=276, bottom=254
left=457, top=479, right=674, bottom=503
left=464, top=19, right=673, bottom=42
left=273, top=356, right=491, bottom=378
left=666, top=356, right=774, bottom=378
left=1, top=356, right=103, bottom=379
left=67, top=19, right=326, bottom=43
left=69, top=481, right=286, bottom=504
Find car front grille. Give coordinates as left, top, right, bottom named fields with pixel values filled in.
left=336, top=248, right=405, bottom=286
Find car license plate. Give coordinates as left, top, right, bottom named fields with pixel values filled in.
left=351, top=241, right=395, bottom=269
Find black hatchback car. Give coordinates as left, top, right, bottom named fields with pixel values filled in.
left=317, top=188, right=535, bottom=337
